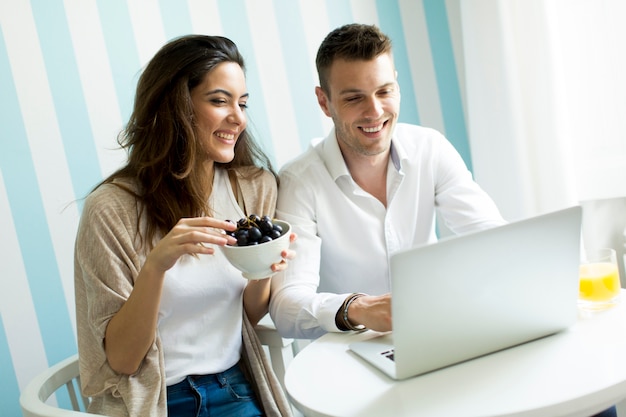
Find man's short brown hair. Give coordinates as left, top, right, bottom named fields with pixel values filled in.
left=315, top=23, right=393, bottom=95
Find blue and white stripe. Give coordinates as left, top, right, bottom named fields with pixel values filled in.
left=0, top=1, right=465, bottom=413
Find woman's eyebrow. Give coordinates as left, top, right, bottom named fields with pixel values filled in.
left=206, top=89, right=249, bottom=100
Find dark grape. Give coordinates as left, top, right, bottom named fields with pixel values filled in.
left=248, top=226, right=262, bottom=243
left=235, top=229, right=249, bottom=246
left=269, top=229, right=282, bottom=239
left=259, top=219, right=273, bottom=234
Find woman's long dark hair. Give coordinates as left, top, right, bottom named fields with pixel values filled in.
left=100, top=35, right=276, bottom=245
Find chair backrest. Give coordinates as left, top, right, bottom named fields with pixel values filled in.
left=20, top=354, right=102, bottom=417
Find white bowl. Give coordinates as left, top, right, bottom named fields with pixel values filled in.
left=220, top=220, right=291, bottom=280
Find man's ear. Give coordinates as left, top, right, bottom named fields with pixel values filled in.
left=315, top=86, right=332, bottom=117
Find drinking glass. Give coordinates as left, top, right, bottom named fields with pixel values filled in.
left=578, top=248, right=621, bottom=312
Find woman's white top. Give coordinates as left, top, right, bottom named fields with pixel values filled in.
left=159, top=168, right=247, bottom=385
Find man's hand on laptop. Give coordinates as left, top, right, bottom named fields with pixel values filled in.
left=348, top=294, right=392, bottom=332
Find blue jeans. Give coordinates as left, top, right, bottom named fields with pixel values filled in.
left=592, top=406, right=617, bottom=417
left=166, top=363, right=263, bottom=417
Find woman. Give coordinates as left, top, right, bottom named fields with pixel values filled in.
left=74, top=35, right=294, bottom=417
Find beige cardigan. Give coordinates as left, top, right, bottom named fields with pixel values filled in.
left=74, top=168, right=292, bottom=417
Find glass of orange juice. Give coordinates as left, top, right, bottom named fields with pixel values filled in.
left=578, top=248, right=621, bottom=312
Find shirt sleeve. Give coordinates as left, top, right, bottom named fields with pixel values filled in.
left=270, top=168, right=351, bottom=339
left=432, top=134, right=506, bottom=234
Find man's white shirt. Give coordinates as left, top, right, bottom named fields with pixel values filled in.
left=270, top=123, right=505, bottom=339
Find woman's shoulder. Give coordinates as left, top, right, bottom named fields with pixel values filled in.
left=230, top=167, right=278, bottom=216
left=233, top=166, right=277, bottom=189
left=82, top=179, right=140, bottom=223
left=86, top=179, right=136, bottom=203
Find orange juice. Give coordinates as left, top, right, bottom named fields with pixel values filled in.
left=579, top=262, right=620, bottom=302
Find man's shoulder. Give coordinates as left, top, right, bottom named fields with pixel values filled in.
left=393, top=123, right=446, bottom=153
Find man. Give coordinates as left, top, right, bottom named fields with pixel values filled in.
left=269, top=23, right=618, bottom=417
left=269, top=22, right=505, bottom=339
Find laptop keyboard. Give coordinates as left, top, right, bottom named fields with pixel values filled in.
left=381, top=348, right=395, bottom=361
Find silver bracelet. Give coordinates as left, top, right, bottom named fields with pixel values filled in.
left=343, top=293, right=366, bottom=331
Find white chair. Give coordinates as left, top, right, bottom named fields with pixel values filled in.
left=19, top=354, right=101, bottom=416
left=20, top=320, right=298, bottom=416
left=254, top=314, right=299, bottom=390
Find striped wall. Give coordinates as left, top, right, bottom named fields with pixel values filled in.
left=0, top=0, right=468, bottom=413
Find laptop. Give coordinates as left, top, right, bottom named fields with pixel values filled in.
left=349, top=206, right=582, bottom=380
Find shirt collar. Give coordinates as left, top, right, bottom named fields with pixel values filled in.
left=318, top=127, right=350, bottom=181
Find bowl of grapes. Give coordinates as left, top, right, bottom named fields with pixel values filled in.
left=220, top=214, right=291, bottom=280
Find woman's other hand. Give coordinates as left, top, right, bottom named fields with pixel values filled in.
left=271, top=233, right=297, bottom=273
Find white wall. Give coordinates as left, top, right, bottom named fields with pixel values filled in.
left=461, top=0, right=626, bottom=222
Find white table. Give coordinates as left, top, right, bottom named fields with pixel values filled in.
left=285, top=291, right=626, bottom=417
